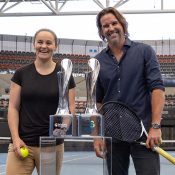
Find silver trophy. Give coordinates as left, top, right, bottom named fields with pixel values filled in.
left=78, top=58, right=103, bottom=136
left=56, top=58, right=72, bottom=115
left=85, top=58, right=100, bottom=115
left=49, top=58, right=73, bottom=137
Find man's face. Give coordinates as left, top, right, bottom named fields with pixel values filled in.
left=100, top=13, right=125, bottom=46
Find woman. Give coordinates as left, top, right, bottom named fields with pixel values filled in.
left=6, top=28, right=76, bottom=175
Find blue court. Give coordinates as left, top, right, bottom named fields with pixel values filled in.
left=1, top=151, right=175, bottom=175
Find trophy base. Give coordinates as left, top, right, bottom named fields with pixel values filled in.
left=50, top=114, right=103, bottom=137
left=78, top=114, right=103, bottom=137
left=40, top=136, right=112, bottom=175
left=49, top=114, right=73, bottom=137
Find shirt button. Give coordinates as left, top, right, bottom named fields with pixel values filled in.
left=118, top=90, right=120, bottom=93
left=118, top=78, right=120, bottom=81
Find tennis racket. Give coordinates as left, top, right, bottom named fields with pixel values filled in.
left=98, top=101, right=175, bottom=165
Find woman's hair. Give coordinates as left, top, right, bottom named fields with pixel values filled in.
left=96, top=7, right=129, bottom=41
left=33, top=28, right=58, bottom=47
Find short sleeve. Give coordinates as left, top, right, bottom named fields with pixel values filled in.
left=11, top=68, right=22, bottom=86
left=68, top=74, right=76, bottom=89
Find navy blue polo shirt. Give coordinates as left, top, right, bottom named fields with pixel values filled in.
left=95, top=38, right=165, bottom=128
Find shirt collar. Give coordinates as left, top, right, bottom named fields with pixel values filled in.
left=105, top=37, right=131, bottom=53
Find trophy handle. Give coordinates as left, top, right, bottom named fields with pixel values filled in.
left=85, top=58, right=100, bottom=115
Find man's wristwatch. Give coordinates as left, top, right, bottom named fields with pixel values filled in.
left=151, top=123, right=161, bottom=129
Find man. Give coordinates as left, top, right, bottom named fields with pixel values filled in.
left=94, top=7, right=165, bottom=175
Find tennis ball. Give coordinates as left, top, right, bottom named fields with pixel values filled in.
left=20, top=147, right=29, bottom=158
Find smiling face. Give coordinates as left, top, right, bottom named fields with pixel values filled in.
left=34, top=31, right=57, bottom=61
left=100, top=13, right=125, bottom=47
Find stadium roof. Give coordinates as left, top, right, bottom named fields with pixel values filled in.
left=0, top=0, right=175, bottom=41
left=0, top=0, right=175, bottom=17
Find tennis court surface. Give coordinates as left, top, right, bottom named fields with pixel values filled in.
left=0, top=137, right=175, bottom=175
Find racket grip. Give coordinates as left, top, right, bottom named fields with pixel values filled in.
left=153, top=146, right=175, bottom=165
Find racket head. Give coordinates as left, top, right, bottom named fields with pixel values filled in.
left=98, top=101, right=143, bottom=142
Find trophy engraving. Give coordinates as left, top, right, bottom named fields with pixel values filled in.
left=49, top=58, right=73, bottom=137
left=85, top=58, right=100, bottom=115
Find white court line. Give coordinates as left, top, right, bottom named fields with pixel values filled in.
left=0, top=164, right=6, bottom=175
left=65, top=139, right=93, bottom=142
left=162, top=140, right=175, bottom=143
left=63, top=154, right=80, bottom=158
left=63, top=154, right=95, bottom=163
left=0, top=137, right=10, bottom=140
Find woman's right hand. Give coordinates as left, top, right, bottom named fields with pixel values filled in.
left=12, top=137, right=27, bottom=158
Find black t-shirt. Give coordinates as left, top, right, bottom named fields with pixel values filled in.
left=11, top=62, right=75, bottom=146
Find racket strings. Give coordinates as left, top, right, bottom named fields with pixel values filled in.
left=101, top=103, right=142, bottom=142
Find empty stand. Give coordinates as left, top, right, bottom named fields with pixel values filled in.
left=0, top=50, right=175, bottom=150
left=0, top=51, right=90, bottom=74
left=158, top=55, right=175, bottom=77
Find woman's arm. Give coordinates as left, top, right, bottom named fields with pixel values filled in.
left=68, top=87, right=75, bottom=115
left=8, top=82, right=21, bottom=141
left=7, top=82, right=26, bottom=157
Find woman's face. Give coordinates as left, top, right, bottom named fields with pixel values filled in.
left=34, top=31, right=57, bottom=61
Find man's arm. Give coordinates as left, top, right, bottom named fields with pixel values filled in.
left=146, top=89, right=165, bottom=148
left=93, top=102, right=105, bottom=158
left=151, top=89, right=165, bottom=124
